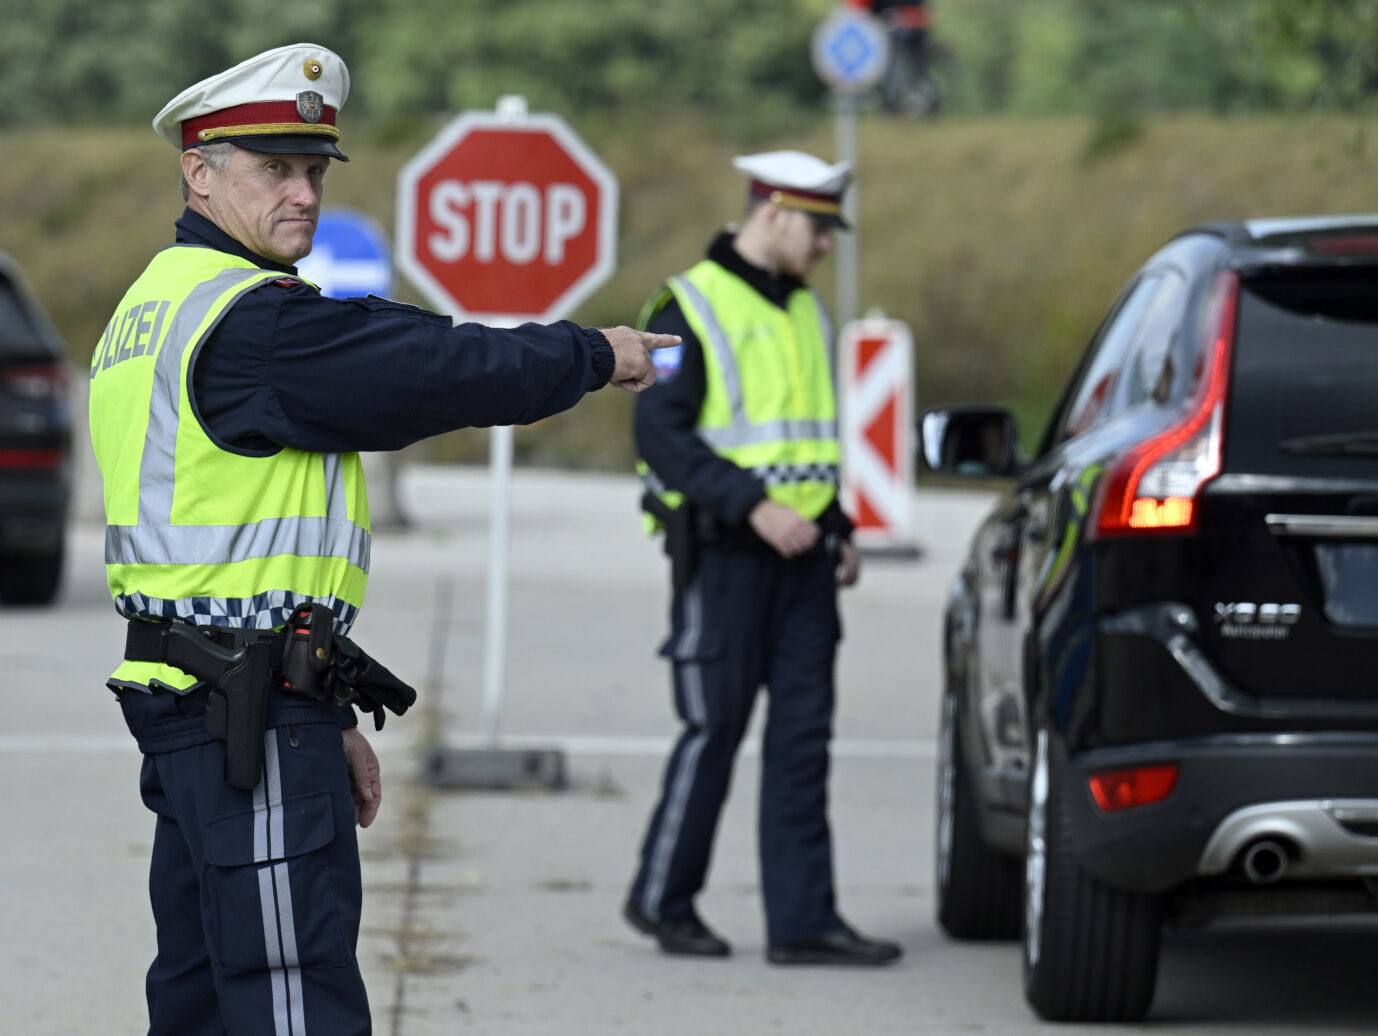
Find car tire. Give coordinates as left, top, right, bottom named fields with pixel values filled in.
left=0, top=544, right=64, bottom=606
left=935, top=689, right=1022, bottom=939
left=1022, top=726, right=1161, bottom=1022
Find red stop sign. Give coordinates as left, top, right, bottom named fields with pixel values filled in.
left=395, top=111, right=618, bottom=324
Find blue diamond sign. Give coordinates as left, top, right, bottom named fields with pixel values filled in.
left=296, top=208, right=394, bottom=300
left=811, top=8, right=890, bottom=94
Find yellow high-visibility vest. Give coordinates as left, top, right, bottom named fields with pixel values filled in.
left=638, top=258, right=840, bottom=527
left=89, top=246, right=370, bottom=693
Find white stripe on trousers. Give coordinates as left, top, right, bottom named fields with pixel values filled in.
left=253, top=731, right=306, bottom=1034
left=642, top=584, right=709, bottom=919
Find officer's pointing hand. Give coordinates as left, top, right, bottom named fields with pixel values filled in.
left=600, top=326, right=681, bottom=393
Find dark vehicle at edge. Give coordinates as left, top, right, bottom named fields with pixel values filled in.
left=0, top=251, right=71, bottom=606
left=927, top=215, right=1378, bottom=1022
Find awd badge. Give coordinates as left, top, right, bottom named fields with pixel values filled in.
left=1214, top=601, right=1301, bottom=640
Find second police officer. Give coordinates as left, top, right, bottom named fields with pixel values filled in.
left=624, top=151, right=903, bottom=966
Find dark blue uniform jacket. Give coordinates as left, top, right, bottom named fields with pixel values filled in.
left=180, top=209, right=614, bottom=454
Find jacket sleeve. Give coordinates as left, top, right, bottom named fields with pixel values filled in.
left=633, top=297, right=766, bottom=525
left=192, top=281, right=615, bottom=453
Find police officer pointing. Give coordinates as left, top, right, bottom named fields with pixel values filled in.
left=88, top=44, right=673, bottom=1034
left=624, top=151, right=902, bottom=965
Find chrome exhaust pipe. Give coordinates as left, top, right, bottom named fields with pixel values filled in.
left=1241, top=839, right=1289, bottom=885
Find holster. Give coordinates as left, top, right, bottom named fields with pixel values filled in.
left=201, top=640, right=273, bottom=791
left=641, top=490, right=699, bottom=590
left=157, top=623, right=275, bottom=791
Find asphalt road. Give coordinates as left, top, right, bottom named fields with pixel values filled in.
left=3, top=464, right=1377, bottom=1034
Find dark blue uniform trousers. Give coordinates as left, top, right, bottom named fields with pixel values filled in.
left=629, top=541, right=844, bottom=945
left=120, top=688, right=371, bottom=1035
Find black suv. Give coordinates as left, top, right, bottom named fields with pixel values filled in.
left=0, top=251, right=70, bottom=605
left=926, top=216, right=1378, bottom=1022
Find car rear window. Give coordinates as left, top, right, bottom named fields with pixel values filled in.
left=1224, top=267, right=1378, bottom=476
left=0, top=270, right=58, bottom=360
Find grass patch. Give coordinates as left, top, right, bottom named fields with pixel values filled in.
left=8, top=111, right=1378, bottom=469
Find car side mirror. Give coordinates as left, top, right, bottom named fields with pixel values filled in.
left=919, top=406, right=1019, bottom=477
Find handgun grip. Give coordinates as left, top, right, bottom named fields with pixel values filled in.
left=162, top=623, right=245, bottom=685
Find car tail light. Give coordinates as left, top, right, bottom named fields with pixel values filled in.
left=1088, top=764, right=1179, bottom=812
left=0, top=448, right=63, bottom=469
left=1095, top=270, right=1238, bottom=535
left=1305, top=234, right=1378, bottom=257
left=2, top=363, right=67, bottom=401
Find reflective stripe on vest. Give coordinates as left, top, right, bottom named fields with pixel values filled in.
left=639, top=261, right=840, bottom=523
left=105, top=514, right=370, bottom=568
left=669, top=273, right=839, bottom=451
left=90, top=247, right=371, bottom=691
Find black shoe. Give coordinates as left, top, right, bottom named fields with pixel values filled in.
left=766, top=923, right=902, bottom=966
left=623, top=899, right=731, bottom=957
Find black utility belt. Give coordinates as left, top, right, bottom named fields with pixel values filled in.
left=125, top=620, right=289, bottom=681
left=124, top=604, right=417, bottom=790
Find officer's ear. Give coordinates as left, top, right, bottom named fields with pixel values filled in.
left=181, top=149, right=214, bottom=202
left=748, top=199, right=786, bottom=237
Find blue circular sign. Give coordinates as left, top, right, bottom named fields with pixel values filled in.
left=297, top=208, right=395, bottom=299
left=811, top=9, right=890, bottom=94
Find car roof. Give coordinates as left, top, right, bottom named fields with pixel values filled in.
left=1173, top=214, right=1378, bottom=243
left=1166, top=215, right=1378, bottom=270
left=1241, top=214, right=1378, bottom=242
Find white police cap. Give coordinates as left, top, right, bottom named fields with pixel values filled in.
left=153, top=43, right=351, bottom=161
left=732, top=150, right=852, bottom=228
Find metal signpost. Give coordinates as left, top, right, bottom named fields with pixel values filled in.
left=395, top=96, right=619, bottom=788
left=810, top=6, right=889, bottom=330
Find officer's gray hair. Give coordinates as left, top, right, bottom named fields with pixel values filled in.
left=179, top=142, right=237, bottom=201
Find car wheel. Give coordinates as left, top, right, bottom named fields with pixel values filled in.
left=934, top=689, right=1021, bottom=939
left=1022, top=727, right=1161, bottom=1022
left=0, top=545, right=64, bottom=606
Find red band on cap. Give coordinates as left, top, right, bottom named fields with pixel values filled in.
left=748, top=179, right=839, bottom=206
left=181, top=101, right=337, bottom=147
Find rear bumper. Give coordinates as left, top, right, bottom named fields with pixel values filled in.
left=1198, top=799, right=1378, bottom=878
left=1059, top=732, right=1378, bottom=893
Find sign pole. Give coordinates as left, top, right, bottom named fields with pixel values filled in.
left=473, top=95, right=531, bottom=749
left=394, top=95, right=620, bottom=790
left=480, top=421, right=513, bottom=744
left=834, top=91, right=860, bottom=331
left=810, top=5, right=888, bottom=331
left=811, top=9, right=918, bottom=560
